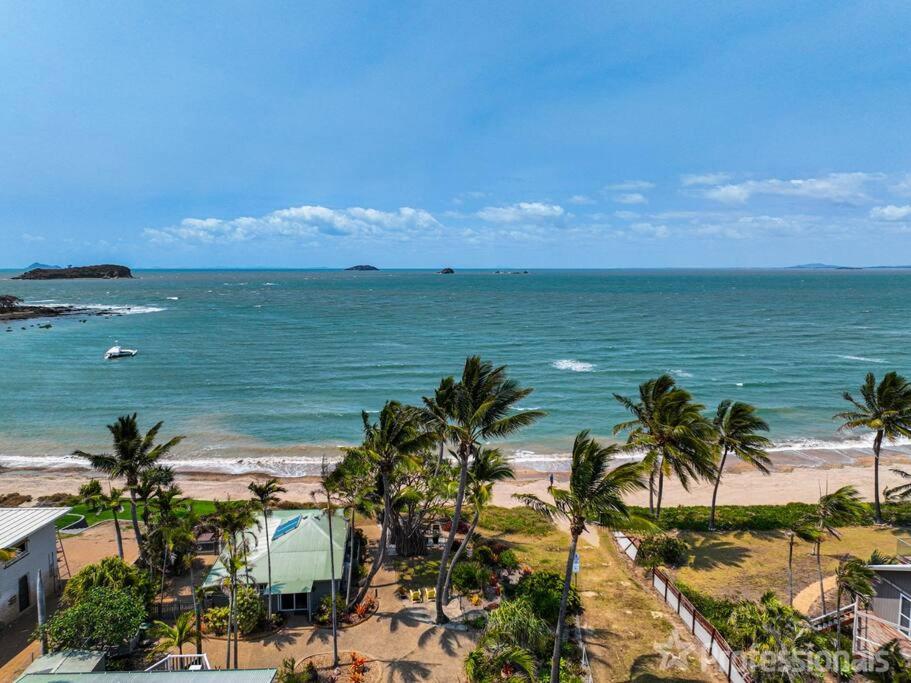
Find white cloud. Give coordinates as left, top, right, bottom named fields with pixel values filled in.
left=614, top=193, right=648, bottom=205
left=703, top=172, right=877, bottom=205
left=613, top=210, right=639, bottom=220
left=890, top=175, right=911, bottom=197
left=681, top=172, right=731, bottom=186
left=870, top=205, right=911, bottom=221
left=476, top=202, right=564, bottom=223
left=604, top=180, right=654, bottom=191
left=630, top=222, right=669, bottom=239
left=568, top=194, right=595, bottom=205
left=145, top=205, right=441, bottom=245
left=21, top=232, right=45, bottom=242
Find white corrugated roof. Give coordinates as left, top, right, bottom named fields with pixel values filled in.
left=0, top=507, right=71, bottom=548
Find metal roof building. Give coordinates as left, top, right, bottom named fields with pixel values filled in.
left=202, top=508, right=348, bottom=614
left=17, top=670, right=277, bottom=682
left=0, top=507, right=71, bottom=548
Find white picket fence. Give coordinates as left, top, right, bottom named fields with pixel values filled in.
left=613, top=532, right=752, bottom=683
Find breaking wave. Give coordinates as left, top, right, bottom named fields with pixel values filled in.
left=552, top=359, right=595, bottom=372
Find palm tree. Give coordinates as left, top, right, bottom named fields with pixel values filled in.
left=422, top=376, right=456, bottom=475
left=211, top=499, right=258, bottom=669
left=785, top=521, right=820, bottom=607
left=834, top=556, right=874, bottom=641
left=83, top=484, right=128, bottom=560
left=248, top=478, right=286, bottom=621
left=151, top=611, right=198, bottom=664
left=433, top=357, right=543, bottom=624
left=314, top=461, right=341, bottom=669
left=614, top=375, right=716, bottom=519
left=74, top=414, right=184, bottom=560
left=347, top=401, right=434, bottom=609
left=442, top=448, right=514, bottom=603
left=835, top=371, right=911, bottom=523
left=465, top=644, right=537, bottom=682
left=515, top=430, right=647, bottom=683
left=804, top=485, right=865, bottom=614
left=709, top=400, right=771, bottom=531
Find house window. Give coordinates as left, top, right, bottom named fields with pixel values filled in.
left=900, top=595, right=911, bottom=636
left=3, top=540, right=29, bottom=568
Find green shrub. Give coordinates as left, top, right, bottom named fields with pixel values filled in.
left=63, top=556, right=154, bottom=608
left=514, top=570, right=581, bottom=625
left=465, top=614, right=488, bottom=630
left=40, top=586, right=146, bottom=651
left=203, top=606, right=230, bottom=635
left=479, top=506, right=555, bottom=535
left=675, top=581, right=739, bottom=642
left=498, top=548, right=519, bottom=570
left=234, top=585, right=265, bottom=634
left=636, top=534, right=689, bottom=568
left=315, top=594, right=347, bottom=626
left=452, top=561, right=488, bottom=594
left=474, top=545, right=496, bottom=566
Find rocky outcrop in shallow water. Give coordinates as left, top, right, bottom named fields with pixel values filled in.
left=13, top=264, right=133, bottom=280
left=345, top=264, right=379, bottom=271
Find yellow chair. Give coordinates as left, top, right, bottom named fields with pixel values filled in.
left=424, top=587, right=436, bottom=601
left=410, top=589, right=423, bottom=603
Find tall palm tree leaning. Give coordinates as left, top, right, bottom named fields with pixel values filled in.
left=834, top=556, right=874, bottom=640
left=422, top=376, right=456, bottom=475
left=709, top=400, right=771, bottom=531
left=614, top=375, right=716, bottom=519
left=432, top=356, right=544, bottom=625
left=784, top=521, right=820, bottom=607
left=804, top=485, right=865, bottom=614
left=835, top=371, right=911, bottom=524
left=248, top=478, right=286, bottom=621
left=314, top=461, right=341, bottom=670
left=74, top=413, right=184, bottom=562
left=515, top=430, right=648, bottom=683
left=442, top=448, right=515, bottom=603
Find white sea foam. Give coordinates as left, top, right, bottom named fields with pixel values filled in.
left=166, top=296, right=179, bottom=300
left=670, top=368, right=694, bottom=378
left=552, top=359, right=595, bottom=372
left=836, top=355, right=886, bottom=364
left=263, top=282, right=277, bottom=286
left=31, top=303, right=166, bottom=315
left=735, top=382, right=744, bottom=387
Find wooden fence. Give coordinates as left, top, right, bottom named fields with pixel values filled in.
left=613, top=532, right=752, bottom=683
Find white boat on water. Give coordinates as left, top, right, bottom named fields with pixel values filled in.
left=104, top=345, right=138, bottom=360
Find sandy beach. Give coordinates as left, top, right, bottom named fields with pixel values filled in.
left=2, top=445, right=910, bottom=509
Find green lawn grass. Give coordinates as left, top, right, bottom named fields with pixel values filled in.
left=478, top=505, right=555, bottom=536
left=57, top=499, right=218, bottom=529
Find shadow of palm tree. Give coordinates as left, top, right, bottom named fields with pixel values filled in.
left=687, top=536, right=750, bottom=571
left=627, top=654, right=709, bottom=682
left=384, top=658, right=434, bottom=682
left=378, top=605, right=431, bottom=632
left=416, top=624, right=472, bottom=657
left=305, top=627, right=331, bottom=646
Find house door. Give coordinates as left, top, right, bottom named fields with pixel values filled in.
left=900, top=595, right=911, bottom=636
left=18, top=575, right=30, bottom=611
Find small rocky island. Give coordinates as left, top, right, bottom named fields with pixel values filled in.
left=438, top=267, right=455, bottom=274
left=13, top=264, right=133, bottom=280
left=0, top=295, right=113, bottom=323
left=345, top=265, right=379, bottom=271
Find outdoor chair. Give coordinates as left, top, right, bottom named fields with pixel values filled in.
left=409, top=589, right=423, bottom=602
left=423, top=587, right=436, bottom=601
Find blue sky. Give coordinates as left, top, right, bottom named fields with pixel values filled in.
left=2, top=2, right=911, bottom=268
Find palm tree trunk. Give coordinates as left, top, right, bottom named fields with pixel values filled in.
left=787, top=535, right=794, bottom=606
left=655, top=467, right=665, bottom=519
left=189, top=562, right=202, bottom=655
left=443, top=507, right=480, bottom=603
left=435, top=450, right=469, bottom=625
left=128, top=488, right=144, bottom=556
left=817, top=541, right=827, bottom=614
left=433, top=439, right=445, bottom=477
left=873, top=430, right=883, bottom=524
left=232, top=583, right=239, bottom=669
left=225, top=584, right=233, bottom=669
left=709, top=448, right=728, bottom=531
left=327, top=504, right=339, bottom=669
left=112, top=509, right=124, bottom=560
left=349, top=490, right=389, bottom=609
left=345, top=508, right=356, bottom=607
left=551, top=532, right=579, bottom=683
left=648, top=466, right=655, bottom=516
left=262, top=507, right=273, bottom=620
left=159, top=544, right=168, bottom=616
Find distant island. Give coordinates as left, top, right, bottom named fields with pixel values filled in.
left=788, top=263, right=911, bottom=270
left=345, top=265, right=379, bottom=271
left=13, top=264, right=133, bottom=280
left=438, top=267, right=455, bottom=274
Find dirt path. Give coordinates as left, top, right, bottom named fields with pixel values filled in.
left=793, top=575, right=836, bottom=615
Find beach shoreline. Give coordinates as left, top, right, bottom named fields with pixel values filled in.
left=2, top=448, right=910, bottom=508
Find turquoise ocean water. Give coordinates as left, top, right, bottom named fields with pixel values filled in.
left=2, top=268, right=910, bottom=475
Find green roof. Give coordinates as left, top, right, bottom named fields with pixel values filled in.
left=17, top=671, right=276, bottom=683
left=203, top=509, right=347, bottom=595
left=19, top=650, right=105, bottom=676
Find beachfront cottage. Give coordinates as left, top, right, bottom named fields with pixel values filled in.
left=202, top=508, right=348, bottom=617
left=0, top=507, right=70, bottom=628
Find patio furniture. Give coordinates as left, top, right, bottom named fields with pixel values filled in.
left=423, top=587, right=436, bottom=601
left=409, top=589, right=423, bottom=602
